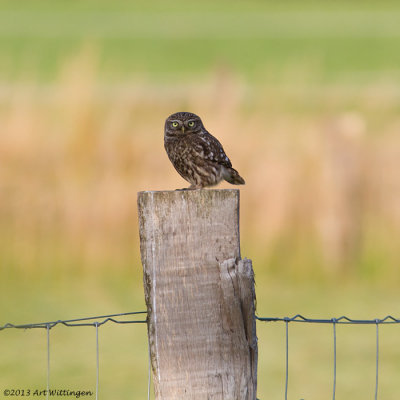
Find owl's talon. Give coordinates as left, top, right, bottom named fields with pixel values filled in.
left=175, top=186, right=201, bottom=191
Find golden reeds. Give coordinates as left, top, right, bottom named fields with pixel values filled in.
left=1, top=53, right=400, bottom=281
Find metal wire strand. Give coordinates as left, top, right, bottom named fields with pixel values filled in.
left=46, top=325, right=50, bottom=400
left=375, top=321, right=379, bottom=400
left=332, top=320, right=337, bottom=400
left=3, top=312, right=400, bottom=332
left=95, top=322, right=99, bottom=400
left=0, top=311, right=147, bottom=331
left=256, top=315, right=400, bottom=325
left=284, top=319, right=289, bottom=400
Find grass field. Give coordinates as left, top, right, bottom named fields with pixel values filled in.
left=1, top=1, right=400, bottom=398
left=2, top=275, right=400, bottom=399
left=1, top=0, right=400, bottom=83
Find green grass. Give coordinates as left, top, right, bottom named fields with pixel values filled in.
left=1, top=272, right=400, bottom=399
left=0, top=269, right=148, bottom=399
left=1, top=0, right=400, bottom=83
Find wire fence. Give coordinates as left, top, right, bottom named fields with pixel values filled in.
left=257, top=315, right=400, bottom=400
left=0, top=312, right=147, bottom=400
left=1, top=312, right=400, bottom=399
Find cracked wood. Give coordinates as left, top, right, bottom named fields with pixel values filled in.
left=138, top=189, right=257, bottom=400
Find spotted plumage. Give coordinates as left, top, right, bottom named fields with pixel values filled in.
left=164, top=112, right=245, bottom=189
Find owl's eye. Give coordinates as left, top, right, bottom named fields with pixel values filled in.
left=188, top=121, right=195, bottom=127
left=171, top=122, right=179, bottom=127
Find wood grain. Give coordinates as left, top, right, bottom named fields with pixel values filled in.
left=138, top=189, right=257, bottom=400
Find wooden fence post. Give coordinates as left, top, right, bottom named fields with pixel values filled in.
left=138, top=189, right=257, bottom=400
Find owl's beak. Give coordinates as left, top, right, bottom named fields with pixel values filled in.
left=181, top=126, right=185, bottom=134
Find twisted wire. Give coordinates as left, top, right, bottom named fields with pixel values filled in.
left=257, top=314, right=400, bottom=324
left=0, top=311, right=147, bottom=331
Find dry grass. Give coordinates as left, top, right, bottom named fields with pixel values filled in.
left=1, top=53, right=400, bottom=282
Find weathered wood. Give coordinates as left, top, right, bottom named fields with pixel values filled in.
left=138, top=189, right=257, bottom=400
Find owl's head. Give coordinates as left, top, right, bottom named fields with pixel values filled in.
left=165, top=112, right=204, bottom=137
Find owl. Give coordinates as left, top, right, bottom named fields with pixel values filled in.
left=164, top=112, right=245, bottom=189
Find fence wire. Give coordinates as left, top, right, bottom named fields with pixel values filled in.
left=257, top=315, right=400, bottom=400
left=0, top=311, right=147, bottom=331
left=0, top=312, right=147, bottom=400
left=1, top=312, right=399, bottom=400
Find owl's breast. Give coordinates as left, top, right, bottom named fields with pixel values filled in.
left=164, top=136, right=186, bottom=163
left=164, top=134, right=223, bottom=187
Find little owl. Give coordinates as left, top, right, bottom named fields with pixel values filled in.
left=164, top=112, right=245, bottom=189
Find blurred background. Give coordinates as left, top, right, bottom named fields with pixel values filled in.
left=1, top=0, right=400, bottom=398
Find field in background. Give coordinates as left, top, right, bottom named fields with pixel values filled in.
left=1, top=1, right=400, bottom=398
left=2, top=59, right=400, bottom=282
left=1, top=0, right=400, bottom=83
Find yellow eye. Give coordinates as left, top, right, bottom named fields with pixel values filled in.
left=188, top=121, right=195, bottom=127
left=172, top=122, right=179, bottom=127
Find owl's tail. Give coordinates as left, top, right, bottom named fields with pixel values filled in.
left=223, top=167, right=245, bottom=185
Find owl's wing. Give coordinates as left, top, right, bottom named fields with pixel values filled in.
left=194, top=132, right=233, bottom=168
